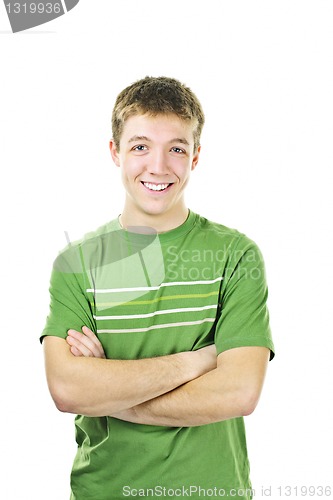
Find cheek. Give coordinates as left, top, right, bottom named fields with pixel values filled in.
left=175, top=161, right=193, bottom=180
left=121, top=158, right=143, bottom=178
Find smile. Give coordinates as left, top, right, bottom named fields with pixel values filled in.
left=141, top=182, right=172, bottom=192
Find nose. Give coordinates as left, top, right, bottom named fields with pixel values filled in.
left=147, top=149, right=169, bottom=176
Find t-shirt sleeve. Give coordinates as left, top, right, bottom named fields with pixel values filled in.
left=214, top=235, right=275, bottom=360
left=40, top=245, right=96, bottom=343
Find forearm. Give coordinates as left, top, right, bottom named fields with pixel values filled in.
left=66, top=355, right=197, bottom=417
left=112, top=368, right=242, bottom=427
left=44, top=337, right=215, bottom=417
left=112, top=346, right=270, bottom=427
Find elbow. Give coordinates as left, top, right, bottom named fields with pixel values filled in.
left=213, top=389, right=260, bottom=422
left=53, top=395, right=75, bottom=414
left=48, top=380, right=78, bottom=414
left=239, top=390, right=261, bottom=417
left=48, top=378, right=108, bottom=416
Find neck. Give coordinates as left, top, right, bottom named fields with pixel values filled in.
left=119, top=205, right=189, bottom=233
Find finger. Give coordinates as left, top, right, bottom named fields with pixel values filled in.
left=66, top=336, right=84, bottom=356
left=66, top=334, right=95, bottom=357
left=82, top=326, right=104, bottom=349
left=81, top=326, right=106, bottom=358
left=68, top=327, right=97, bottom=348
left=70, top=345, right=83, bottom=356
left=67, top=329, right=97, bottom=353
left=67, top=328, right=105, bottom=358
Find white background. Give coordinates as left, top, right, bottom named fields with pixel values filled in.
left=1, top=1, right=332, bottom=498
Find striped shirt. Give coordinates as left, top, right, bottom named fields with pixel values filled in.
left=41, top=210, right=274, bottom=499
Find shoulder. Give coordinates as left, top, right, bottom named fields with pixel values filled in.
left=193, top=212, right=261, bottom=256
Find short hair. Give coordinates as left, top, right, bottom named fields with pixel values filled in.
left=112, top=76, right=205, bottom=151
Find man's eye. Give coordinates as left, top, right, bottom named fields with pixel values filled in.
left=132, top=145, right=147, bottom=151
left=171, top=147, right=185, bottom=154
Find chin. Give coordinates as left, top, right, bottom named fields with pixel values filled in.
left=142, top=207, right=169, bottom=217
left=138, top=200, right=169, bottom=214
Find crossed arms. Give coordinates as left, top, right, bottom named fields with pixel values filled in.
left=43, top=326, right=270, bottom=427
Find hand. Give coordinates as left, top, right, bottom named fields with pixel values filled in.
left=66, top=326, right=106, bottom=358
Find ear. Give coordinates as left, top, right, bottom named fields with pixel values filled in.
left=109, top=140, right=120, bottom=167
left=191, top=145, right=201, bottom=171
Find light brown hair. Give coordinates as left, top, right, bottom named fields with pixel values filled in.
left=112, top=76, right=205, bottom=151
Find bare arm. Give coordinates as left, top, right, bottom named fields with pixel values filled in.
left=111, top=346, right=270, bottom=427
left=64, top=329, right=270, bottom=426
left=43, top=328, right=217, bottom=417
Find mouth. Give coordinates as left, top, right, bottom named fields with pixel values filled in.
left=141, top=182, right=173, bottom=193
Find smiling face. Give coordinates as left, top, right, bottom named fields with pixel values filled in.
left=110, top=113, right=201, bottom=232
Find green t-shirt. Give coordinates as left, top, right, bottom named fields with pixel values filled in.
left=41, top=211, right=274, bottom=500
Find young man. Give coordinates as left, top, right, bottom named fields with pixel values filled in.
left=41, top=76, right=275, bottom=500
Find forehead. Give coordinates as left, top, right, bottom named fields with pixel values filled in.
left=121, top=113, right=196, bottom=143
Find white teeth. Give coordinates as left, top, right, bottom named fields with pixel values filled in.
left=143, top=182, right=169, bottom=191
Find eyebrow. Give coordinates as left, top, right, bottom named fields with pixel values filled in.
left=128, top=135, right=150, bottom=143
left=171, top=138, right=190, bottom=146
left=128, top=135, right=190, bottom=146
